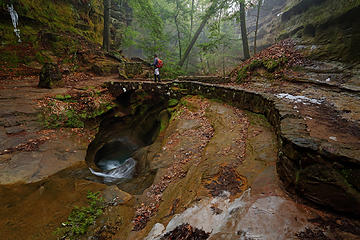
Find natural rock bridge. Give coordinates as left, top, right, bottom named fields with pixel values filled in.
left=106, top=78, right=360, bottom=216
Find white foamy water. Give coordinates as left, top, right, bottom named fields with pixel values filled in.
left=7, top=4, right=21, bottom=42
left=90, top=157, right=136, bottom=182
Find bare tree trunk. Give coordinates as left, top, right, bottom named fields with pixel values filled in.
left=179, top=0, right=224, bottom=67
left=240, top=1, right=250, bottom=59
left=207, top=59, right=210, bottom=74
left=199, top=54, right=204, bottom=73
left=103, top=0, right=111, bottom=52
left=179, top=14, right=208, bottom=67
left=174, top=16, right=182, bottom=60
left=222, top=43, right=225, bottom=77
left=185, top=0, right=195, bottom=70
left=174, top=0, right=182, bottom=60
left=254, top=0, right=262, bottom=55
left=190, top=0, right=194, bottom=36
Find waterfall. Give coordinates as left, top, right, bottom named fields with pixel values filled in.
left=7, top=4, right=21, bottom=42
left=89, top=157, right=136, bottom=183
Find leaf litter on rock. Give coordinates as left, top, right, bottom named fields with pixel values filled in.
left=133, top=97, right=215, bottom=231
left=160, top=224, right=210, bottom=240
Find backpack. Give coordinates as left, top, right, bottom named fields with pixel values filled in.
left=156, top=59, right=163, bottom=68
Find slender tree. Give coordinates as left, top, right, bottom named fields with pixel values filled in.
left=185, top=0, right=195, bottom=70
left=239, top=0, right=250, bottom=59
left=179, top=0, right=226, bottom=67
left=103, top=0, right=111, bottom=52
left=174, top=0, right=182, bottom=60
left=253, top=0, right=262, bottom=54
left=190, top=0, right=195, bottom=39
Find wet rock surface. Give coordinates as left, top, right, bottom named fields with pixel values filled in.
left=84, top=97, right=253, bottom=239
left=1, top=73, right=360, bottom=239
left=0, top=76, right=114, bottom=185
left=80, top=93, right=360, bottom=240
left=1, top=57, right=360, bottom=239
left=107, top=61, right=360, bottom=216
left=0, top=163, right=107, bottom=240
left=0, top=74, right=130, bottom=239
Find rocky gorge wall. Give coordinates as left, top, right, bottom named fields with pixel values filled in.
left=0, top=0, right=104, bottom=69
left=279, top=0, right=360, bottom=62
left=247, top=0, right=360, bottom=62
left=0, top=0, right=131, bottom=69
left=106, top=80, right=360, bottom=216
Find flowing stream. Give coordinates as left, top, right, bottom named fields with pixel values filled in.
left=89, top=157, right=136, bottom=182
left=89, top=136, right=141, bottom=183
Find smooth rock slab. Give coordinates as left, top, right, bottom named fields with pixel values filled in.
left=0, top=137, right=87, bottom=184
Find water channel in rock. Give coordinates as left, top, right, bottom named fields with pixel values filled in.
left=1, top=93, right=359, bottom=240
left=85, top=93, right=169, bottom=194
left=90, top=137, right=138, bottom=182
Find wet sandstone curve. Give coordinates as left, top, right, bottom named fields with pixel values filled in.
left=106, top=80, right=360, bottom=216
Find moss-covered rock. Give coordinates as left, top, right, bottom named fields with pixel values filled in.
left=0, top=0, right=104, bottom=44
left=38, top=63, right=64, bottom=88
left=90, top=60, right=121, bottom=76
left=236, top=57, right=288, bottom=82
left=0, top=0, right=104, bottom=69
left=125, top=62, right=143, bottom=78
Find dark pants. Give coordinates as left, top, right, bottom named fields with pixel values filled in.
left=154, top=74, right=160, bottom=82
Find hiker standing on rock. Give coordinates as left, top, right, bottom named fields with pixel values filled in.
left=152, top=54, right=163, bottom=83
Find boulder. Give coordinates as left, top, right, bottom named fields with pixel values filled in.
left=125, top=62, right=143, bottom=78
left=38, top=63, right=64, bottom=89
left=118, top=68, right=128, bottom=79
left=90, top=60, right=120, bottom=76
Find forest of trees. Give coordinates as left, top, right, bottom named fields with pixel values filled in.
left=104, top=0, right=263, bottom=76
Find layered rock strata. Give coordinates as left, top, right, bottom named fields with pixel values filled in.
left=106, top=80, right=360, bottom=215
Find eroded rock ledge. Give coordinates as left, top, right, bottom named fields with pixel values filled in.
left=106, top=80, right=360, bottom=216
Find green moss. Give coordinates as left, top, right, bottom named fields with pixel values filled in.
left=295, top=170, right=300, bottom=184
left=54, top=191, right=104, bottom=240
left=340, top=168, right=353, bottom=182
left=168, top=99, right=179, bottom=107
left=0, top=51, right=22, bottom=67
left=159, top=110, right=170, bottom=132
left=236, top=57, right=288, bottom=83
left=245, top=111, right=269, bottom=128
left=210, top=98, right=224, bottom=104
left=263, top=59, right=279, bottom=72
left=42, top=109, right=84, bottom=129
left=1, top=0, right=104, bottom=67
left=42, top=98, right=116, bottom=129
left=64, top=110, right=85, bottom=128
left=0, top=24, right=17, bottom=45
left=55, top=94, right=72, bottom=101
left=34, top=51, right=50, bottom=64
left=237, top=67, right=249, bottom=82
left=248, top=60, right=263, bottom=70
left=86, top=102, right=117, bottom=119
